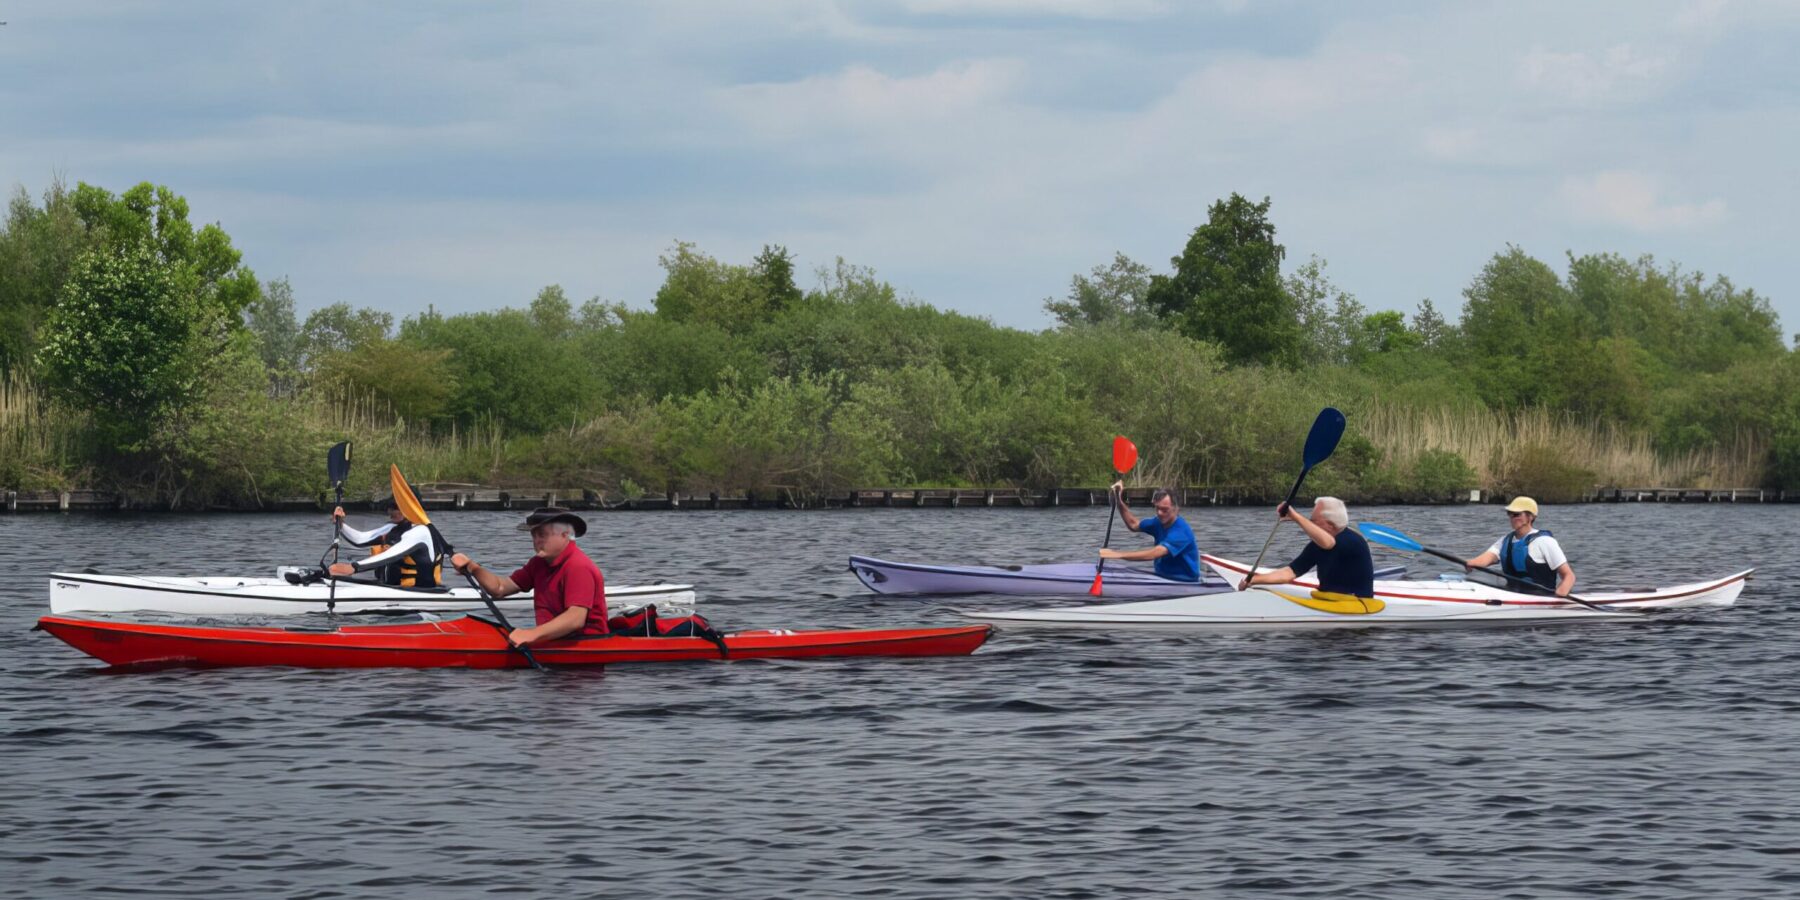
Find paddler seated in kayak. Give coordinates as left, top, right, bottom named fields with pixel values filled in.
left=1097, top=485, right=1201, bottom=582
left=327, top=498, right=448, bottom=588
left=326, top=498, right=409, bottom=585
left=1239, top=497, right=1375, bottom=598
left=450, top=507, right=609, bottom=646
left=1462, top=496, right=1576, bottom=597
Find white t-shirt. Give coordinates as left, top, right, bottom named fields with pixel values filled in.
left=1485, top=528, right=1568, bottom=570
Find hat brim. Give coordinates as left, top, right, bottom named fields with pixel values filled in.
left=517, top=513, right=588, bottom=537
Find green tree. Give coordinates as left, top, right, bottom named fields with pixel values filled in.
left=243, top=276, right=302, bottom=388
left=1146, top=194, right=1302, bottom=367
left=0, top=179, right=94, bottom=377
left=654, top=242, right=802, bottom=331
left=300, top=303, right=392, bottom=369
left=1044, top=252, right=1155, bottom=329
left=36, top=244, right=199, bottom=445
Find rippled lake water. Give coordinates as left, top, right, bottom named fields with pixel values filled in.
left=3, top=504, right=1796, bottom=899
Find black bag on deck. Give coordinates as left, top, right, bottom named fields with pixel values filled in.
left=606, top=604, right=729, bottom=658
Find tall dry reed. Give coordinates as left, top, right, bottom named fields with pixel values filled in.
left=1358, top=403, right=1764, bottom=491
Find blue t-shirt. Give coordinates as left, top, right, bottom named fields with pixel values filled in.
left=1137, top=515, right=1200, bottom=582
left=1287, top=528, right=1375, bottom=598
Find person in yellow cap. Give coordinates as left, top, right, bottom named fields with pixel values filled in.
left=1463, top=497, right=1575, bottom=597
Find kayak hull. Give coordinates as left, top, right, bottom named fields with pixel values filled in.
left=36, top=615, right=993, bottom=670
left=849, top=554, right=1401, bottom=598
left=963, top=588, right=1645, bottom=630
left=47, top=572, right=696, bottom=616
left=1201, top=555, right=1752, bottom=610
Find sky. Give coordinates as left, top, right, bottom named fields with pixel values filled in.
left=2, top=0, right=1796, bottom=334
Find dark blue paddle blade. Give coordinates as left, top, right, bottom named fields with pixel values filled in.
left=1358, top=523, right=1423, bottom=553
left=1302, top=408, right=1346, bottom=469
left=327, top=441, right=352, bottom=485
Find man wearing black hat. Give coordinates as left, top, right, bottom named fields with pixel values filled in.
left=450, top=507, right=609, bottom=645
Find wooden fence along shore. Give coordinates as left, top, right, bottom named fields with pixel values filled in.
left=4, top=485, right=1798, bottom=513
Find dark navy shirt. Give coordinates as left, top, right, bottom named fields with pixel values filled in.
left=1287, top=527, right=1375, bottom=598
left=1137, top=515, right=1200, bottom=582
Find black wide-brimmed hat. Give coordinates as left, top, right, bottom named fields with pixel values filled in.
left=516, top=506, right=588, bottom=538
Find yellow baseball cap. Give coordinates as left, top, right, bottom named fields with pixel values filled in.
left=1504, top=496, right=1538, bottom=515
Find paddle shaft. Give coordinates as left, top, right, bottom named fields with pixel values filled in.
left=1094, top=473, right=1124, bottom=576
left=326, top=482, right=344, bottom=614
left=1240, top=466, right=1315, bottom=588
left=1409, top=544, right=1614, bottom=613
left=460, top=568, right=548, bottom=672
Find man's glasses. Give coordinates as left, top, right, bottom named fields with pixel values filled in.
left=1153, top=505, right=1175, bottom=514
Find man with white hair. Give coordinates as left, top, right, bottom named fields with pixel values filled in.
left=451, top=507, right=609, bottom=646
left=1239, top=496, right=1375, bottom=599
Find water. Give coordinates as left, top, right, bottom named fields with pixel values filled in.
left=2, top=505, right=1796, bottom=899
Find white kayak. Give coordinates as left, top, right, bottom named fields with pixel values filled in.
left=964, top=587, right=1647, bottom=629
left=1201, top=555, right=1752, bottom=611
left=47, top=571, right=698, bottom=616
left=965, top=558, right=1752, bottom=630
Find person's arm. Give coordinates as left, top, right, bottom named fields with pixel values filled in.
left=331, top=507, right=394, bottom=547
left=332, top=529, right=429, bottom=578
left=1111, top=482, right=1142, bottom=532
left=511, top=605, right=587, bottom=646
left=1554, top=563, right=1576, bottom=598
left=1243, top=566, right=1297, bottom=588
left=1290, top=507, right=1335, bottom=549
left=1465, top=550, right=1499, bottom=572
left=1099, top=545, right=1168, bottom=562
left=448, top=552, right=521, bottom=598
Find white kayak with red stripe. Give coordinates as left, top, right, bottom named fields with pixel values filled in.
left=1201, top=555, right=1751, bottom=611
left=964, top=559, right=1750, bottom=629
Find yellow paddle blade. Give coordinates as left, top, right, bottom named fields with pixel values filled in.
left=390, top=464, right=430, bottom=526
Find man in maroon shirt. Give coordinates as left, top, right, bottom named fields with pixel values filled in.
left=450, top=507, right=608, bottom=645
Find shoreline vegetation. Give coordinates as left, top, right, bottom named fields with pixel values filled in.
left=3, top=180, right=1795, bottom=510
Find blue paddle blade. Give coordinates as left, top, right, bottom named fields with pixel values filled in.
left=1302, top=408, right=1346, bottom=469
left=1359, top=523, right=1423, bottom=553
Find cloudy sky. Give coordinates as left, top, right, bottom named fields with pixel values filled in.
left=3, top=0, right=1795, bottom=333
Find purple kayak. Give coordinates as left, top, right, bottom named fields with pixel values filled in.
left=849, top=554, right=1404, bottom=599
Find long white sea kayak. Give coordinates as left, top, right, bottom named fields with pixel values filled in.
left=963, top=587, right=1648, bottom=629
left=964, top=559, right=1752, bottom=630
left=1201, top=555, right=1752, bottom=610
left=47, top=571, right=697, bottom=616
left=848, top=554, right=1404, bottom=598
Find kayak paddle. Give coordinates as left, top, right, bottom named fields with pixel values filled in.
left=1358, top=522, right=1622, bottom=614
left=1090, top=435, right=1140, bottom=596
left=324, top=441, right=351, bottom=614
left=460, top=569, right=549, bottom=672
left=1239, top=408, right=1345, bottom=590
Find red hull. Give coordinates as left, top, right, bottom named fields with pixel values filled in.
left=36, top=615, right=992, bottom=670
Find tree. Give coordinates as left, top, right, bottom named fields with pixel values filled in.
left=529, top=284, right=574, bottom=338
left=36, top=243, right=198, bottom=445
left=1044, top=252, right=1155, bottom=329
left=1145, top=194, right=1302, bottom=367
left=654, top=242, right=802, bottom=331
left=300, top=303, right=393, bottom=370
left=243, top=276, right=302, bottom=388
left=0, top=179, right=94, bottom=377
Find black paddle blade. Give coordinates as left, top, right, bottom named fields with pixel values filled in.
left=1303, top=408, right=1346, bottom=469
left=327, top=441, right=352, bottom=486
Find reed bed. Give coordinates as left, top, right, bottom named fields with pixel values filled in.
left=1358, top=403, right=1765, bottom=495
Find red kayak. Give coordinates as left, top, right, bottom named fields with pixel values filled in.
left=35, top=614, right=993, bottom=670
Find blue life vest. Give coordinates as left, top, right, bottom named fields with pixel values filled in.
left=1500, top=529, right=1558, bottom=593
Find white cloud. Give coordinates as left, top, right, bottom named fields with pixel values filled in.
left=1561, top=171, right=1727, bottom=231
left=1518, top=43, right=1667, bottom=103
left=719, top=59, right=1028, bottom=134
left=900, top=0, right=1170, bottom=18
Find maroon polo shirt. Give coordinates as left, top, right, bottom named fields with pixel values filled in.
left=510, top=540, right=608, bottom=636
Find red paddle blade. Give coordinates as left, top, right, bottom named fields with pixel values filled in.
left=1111, top=435, right=1138, bottom=473
left=1089, top=571, right=1104, bottom=595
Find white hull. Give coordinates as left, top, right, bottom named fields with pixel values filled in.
left=1201, top=555, right=1751, bottom=610
left=48, top=572, right=697, bottom=616
left=964, top=588, right=1647, bottom=630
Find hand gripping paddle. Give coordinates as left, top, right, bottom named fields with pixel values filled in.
left=1090, top=435, right=1140, bottom=596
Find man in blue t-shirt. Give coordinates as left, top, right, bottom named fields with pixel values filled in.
left=1240, top=496, right=1374, bottom=598
left=1097, top=484, right=1201, bottom=582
